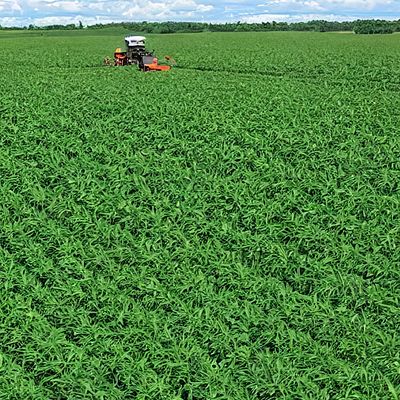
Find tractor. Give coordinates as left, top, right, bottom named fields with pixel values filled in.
left=108, top=36, right=175, bottom=71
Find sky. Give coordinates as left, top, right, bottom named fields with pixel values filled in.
left=0, top=0, right=399, bottom=27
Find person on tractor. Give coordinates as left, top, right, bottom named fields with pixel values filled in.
left=114, top=48, right=127, bottom=66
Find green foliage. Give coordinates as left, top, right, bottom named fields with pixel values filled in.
left=2, top=19, right=400, bottom=34
left=0, top=31, right=399, bottom=399
left=353, top=20, right=395, bottom=34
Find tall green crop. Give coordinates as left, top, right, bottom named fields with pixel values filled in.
left=0, top=29, right=399, bottom=400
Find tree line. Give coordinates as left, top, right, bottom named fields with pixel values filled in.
left=1, top=19, right=399, bottom=34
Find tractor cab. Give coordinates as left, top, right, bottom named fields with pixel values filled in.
left=125, top=36, right=146, bottom=48
left=125, top=35, right=147, bottom=65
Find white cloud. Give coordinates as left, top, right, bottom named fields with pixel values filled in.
left=242, top=11, right=398, bottom=22
left=122, top=0, right=212, bottom=19
left=303, top=1, right=324, bottom=10
left=324, top=0, right=393, bottom=8
left=0, top=0, right=22, bottom=12
left=243, top=12, right=290, bottom=21
left=256, top=0, right=395, bottom=11
left=47, top=1, right=84, bottom=12
left=0, top=0, right=213, bottom=26
left=0, top=0, right=399, bottom=26
left=244, top=0, right=400, bottom=23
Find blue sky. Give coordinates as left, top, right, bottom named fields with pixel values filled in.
left=0, top=0, right=399, bottom=27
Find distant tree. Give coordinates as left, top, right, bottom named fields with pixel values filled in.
left=354, top=19, right=395, bottom=34
left=4, top=18, right=400, bottom=34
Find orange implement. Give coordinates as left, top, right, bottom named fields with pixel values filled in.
left=145, top=63, right=171, bottom=71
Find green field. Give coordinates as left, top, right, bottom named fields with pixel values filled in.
left=0, top=30, right=399, bottom=399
